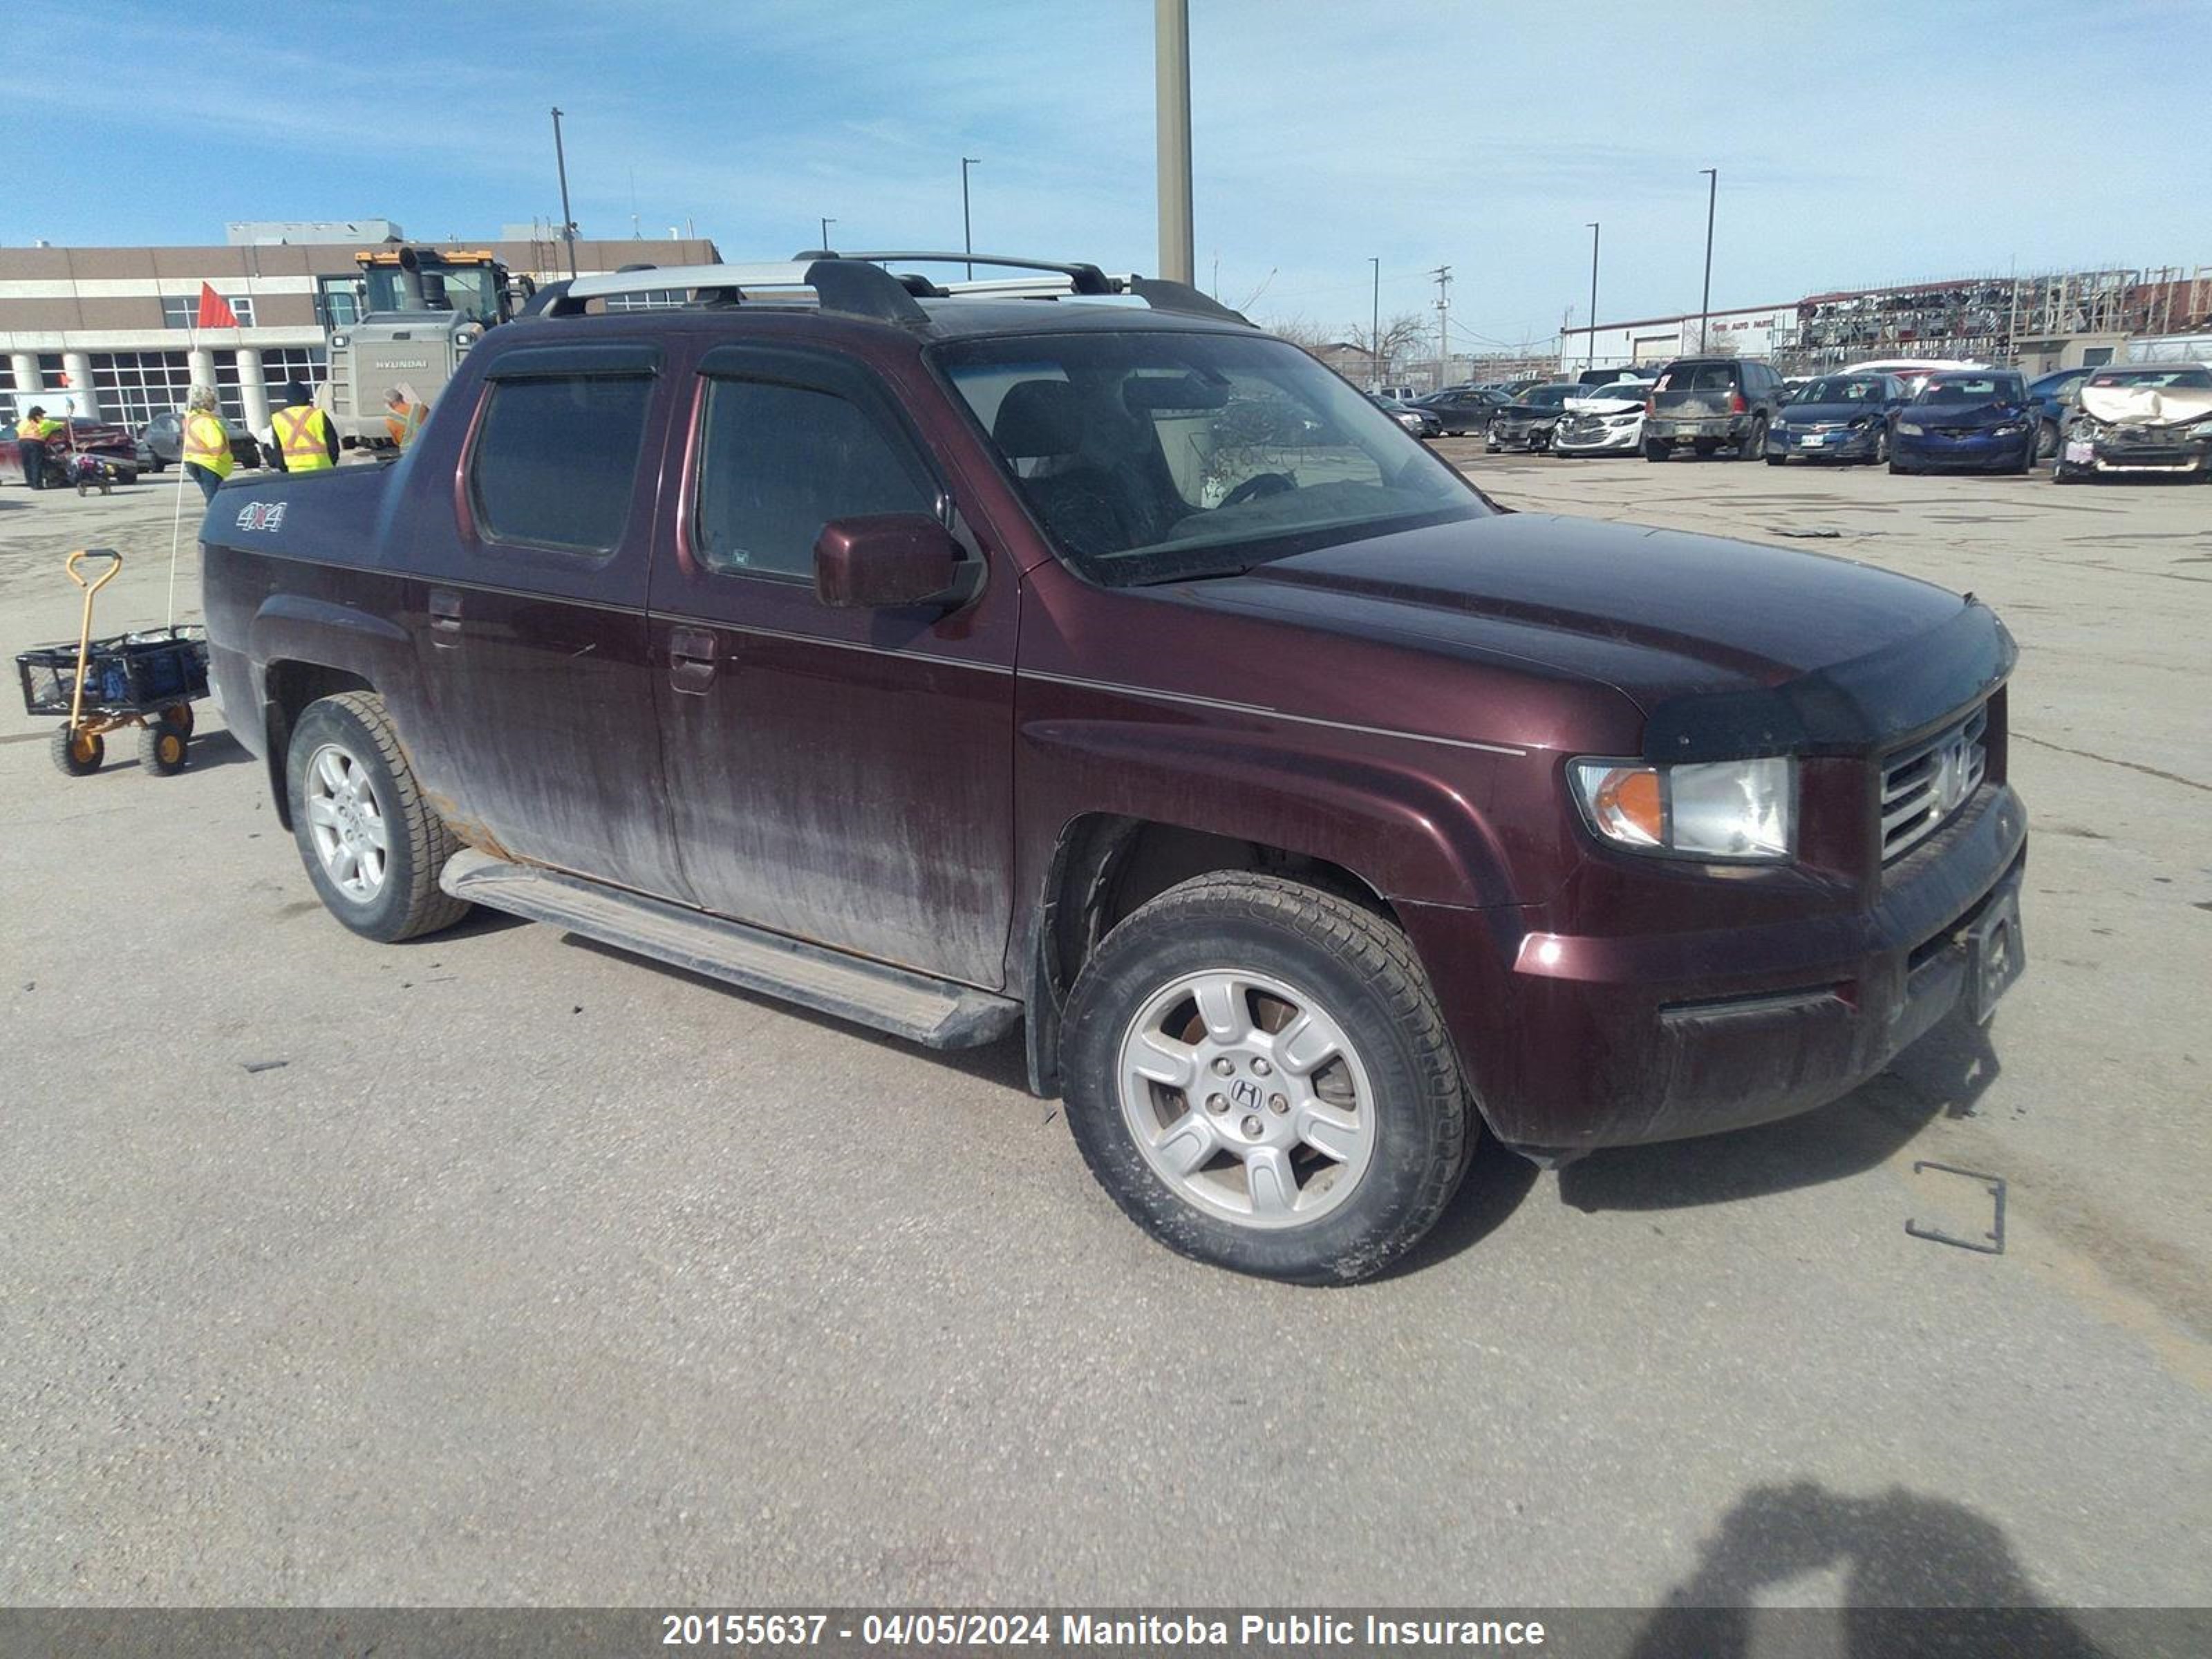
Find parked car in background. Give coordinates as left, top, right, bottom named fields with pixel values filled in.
left=1842, top=357, right=1989, bottom=396
left=137, top=409, right=264, bottom=474
left=2054, top=362, right=2212, bottom=484
left=1368, top=393, right=1441, bottom=438
left=1484, top=382, right=1585, bottom=452
left=1552, top=383, right=1649, bottom=456
left=2025, top=367, right=2094, bottom=461
left=1414, top=386, right=1504, bottom=435
left=1765, top=372, right=1906, bottom=466
left=1, top=417, right=140, bottom=487
left=1643, top=357, right=1788, bottom=460
left=1891, top=370, right=2036, bottom=475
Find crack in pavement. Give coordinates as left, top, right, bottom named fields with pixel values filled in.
left=2014, top=731, right=2212, bottom=794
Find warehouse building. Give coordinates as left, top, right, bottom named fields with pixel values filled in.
left=0, top=221, right=721, bottom=432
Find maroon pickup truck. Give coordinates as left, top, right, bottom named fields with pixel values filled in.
left=200, top=253, right=2027, bottom=1283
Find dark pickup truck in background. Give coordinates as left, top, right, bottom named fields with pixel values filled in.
left=200, top=252, right=2027, bottom=1283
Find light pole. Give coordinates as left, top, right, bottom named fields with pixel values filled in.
left=961, top=158, right=980, bottom=279
left=1698, top=167, right=1717, bottom=351
left=1586, top=222, right=1600, bottom=372
left=550, top=106, right=578, bottom=279
left=1369, top=256, right=1380, bottom=391
left=1154, top=0, right=1194, bottom=283
left=819, top=216, right=836, bottom=253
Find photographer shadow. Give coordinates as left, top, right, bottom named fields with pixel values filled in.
left=1630, top=1479, right=2106, bottom=1658
left=1557, top=1010, right=2003, bottom=1215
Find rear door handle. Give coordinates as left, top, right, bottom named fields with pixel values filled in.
left=669, top=626, right=718, bottom=695
left=428, top=588, right=462, bottom=648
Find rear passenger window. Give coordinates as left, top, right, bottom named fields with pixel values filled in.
left=694, top=379, right=937, bottom=578
left=469, top=374, right=653, bottom=554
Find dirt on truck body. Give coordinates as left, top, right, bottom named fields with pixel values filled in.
left=200, top=251, right=2028, bottom=1283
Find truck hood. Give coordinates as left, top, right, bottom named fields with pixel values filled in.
left=1163, top=513, right=2009, bottom=758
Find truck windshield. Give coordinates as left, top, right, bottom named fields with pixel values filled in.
left=359, top=263, right=500, bottom=324
left=937, top=331, right=1484, bottom=587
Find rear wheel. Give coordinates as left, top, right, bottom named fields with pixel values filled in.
left=50, top=728, right=103, bottom=777
left=1060, top=873, right=1472, bottom=1284
left=2036, top=420, right=2060, bottom=462
left=286, top=691, right=469, bottom=943
left=1643, top=438, right=1670, bottom=462
left=1738, top=417, right=1767, bottom=460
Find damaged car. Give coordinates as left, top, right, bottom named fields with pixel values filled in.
left=1483, top=382, right=1584, bottom=453
left=1764, top=372, right=1906, bottom=467
left=2053, top=363, right=2212, bottom=484
left=1551, top=382, right=1649, bottom=457
left=1890, top=370, right=2036, bottom=476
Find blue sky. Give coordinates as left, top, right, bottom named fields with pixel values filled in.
left=6, top=1, right=2204, bottom=348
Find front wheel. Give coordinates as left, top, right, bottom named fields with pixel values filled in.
left=286, top=691, right=470, bottom=942
left=138, top=720, right=188, bottom=775
left=1764, top=453, right=1786, bottom=467
left=1060, top=874, right=1472, bottom=1284
left=1643, top=438, right=1669, bottom=462
left=50, top=728, right=103, bottom=776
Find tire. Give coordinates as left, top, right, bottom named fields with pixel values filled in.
left=285, top=691, right=469, bottom=943
left=1693, top=439, right=1720, bottom=458
left=2052, top=465, right=2083, bottom=485
left=2036, top=420, right=2060, bottom=462
left=2012, top=437, right=2035, bottom=475
left=1643, top=438, right=1669, bottom=462
left=1872, top=427, right=1890, bottom=466
left=160, top=702, right=194, bottom=738
left=1889, top=458, right=1914, bottom=475
left=1738, top=417, right=1767, bottom=461
left=1060, top=873, right=1472, bottom=1284
left=1764, top=453, right=1786, bottom=467
left=138, top=720, right=188, bottom=775
left=50, top=727, right=103, bottom=777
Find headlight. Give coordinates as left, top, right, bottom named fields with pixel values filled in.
left=2188, top=420, right=2212, bottom=440
left=1569, top=756, right=1794, bottom=861
left=1993, top=422, right=2025, bottom=435
left=1897, top=421, right=1924, bottom=435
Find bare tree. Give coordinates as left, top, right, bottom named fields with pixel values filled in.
left=1347, top=311, right=1430, bottom=385
left=1264, top=316, right=1335, bottom=355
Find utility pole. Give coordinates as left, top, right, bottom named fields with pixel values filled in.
left=1370, top=256, right=1381, bottom=391
left=961, top=158, right=980, bottom=279
left=1154, top=0, right=1194, bottom=283
left=1586, top=222, right=1601, bottom=372
left=550, top=106, right=579, bottom=279
left=1698, top=167, right=1717, bottom=351
left=1431, top=265, right=1452, bottom=393
left=819, top=217, right=836, bottom=253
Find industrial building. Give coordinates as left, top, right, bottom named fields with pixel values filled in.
left=1561, top=264, right=2212, bottom=375
left=0, top=221, right=721, bottom=432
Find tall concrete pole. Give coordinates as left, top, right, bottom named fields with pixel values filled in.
left=1698, top=167, right=1717, bottom=351
left=1369, top=256, right=1380, bottom=391
left=1155, top=0, right=1194, bottom=283
left=552, top=106, right=579, bottom=279
left=1586, top=222, right=1600, bottom=371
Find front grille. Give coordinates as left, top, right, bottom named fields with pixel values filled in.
left=1880, top=705, right=1989, bottom=862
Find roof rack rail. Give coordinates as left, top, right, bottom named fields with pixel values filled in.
left=528, top=254, right=1253, bottom=331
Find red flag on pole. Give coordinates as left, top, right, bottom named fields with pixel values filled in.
left=196, top=283, right=240, bottom=329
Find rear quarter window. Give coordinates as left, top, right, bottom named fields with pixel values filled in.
left=469, top=373, right=654, bottom=554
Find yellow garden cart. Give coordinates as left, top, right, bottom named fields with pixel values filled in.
left=15, top=550, right=209, bottom=778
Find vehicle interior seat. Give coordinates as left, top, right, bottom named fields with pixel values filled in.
left=991, top=379, right=1142, bottom=557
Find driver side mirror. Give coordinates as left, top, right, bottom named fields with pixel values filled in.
left=814, top=514, right=962, bottom=610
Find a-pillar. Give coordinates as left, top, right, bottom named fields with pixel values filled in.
left=62, top=350, right=100, bottom=419
left=234, top=347, right=269, bottom=433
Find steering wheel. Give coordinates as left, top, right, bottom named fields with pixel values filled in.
left=1219, top=471, right=1296, bottom=509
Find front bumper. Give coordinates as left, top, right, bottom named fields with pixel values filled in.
left=1895, top=428, right=2030, bottom=469
left=2064, top=432, right=2212, bottom=475
left=1767, top=425, right=1882, bottom=460
left=1485, top=420, right=1557, bottom=451
left=1398, top=782, right=2029, bottom=1154
left=1554, top=420, right=1642, bottom=453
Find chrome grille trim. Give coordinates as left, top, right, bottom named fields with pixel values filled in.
left=1880, top=706, right=1988, bottom=862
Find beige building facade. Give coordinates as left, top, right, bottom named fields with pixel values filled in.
left=1, top=234, right=720, bottom=431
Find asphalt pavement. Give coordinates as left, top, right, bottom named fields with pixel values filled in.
left=1, top=456, right=2206, bottom=1624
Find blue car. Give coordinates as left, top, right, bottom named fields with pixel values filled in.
left=1764, top=371, right=1906, bottom=466
left=2026, top=366, right=2094, bottom=460
left=1890, top=370, right=2037, bottom=475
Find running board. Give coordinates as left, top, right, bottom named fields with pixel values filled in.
left=439, top=849, right=1021, bottom=1049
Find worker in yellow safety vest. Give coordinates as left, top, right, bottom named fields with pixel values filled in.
left=14, top=404, right=63, bottom=490
left=180, top=385, right=234, bottom=502
left=384, top=386, right=428, bottom=449
left=271, top=380, right=338, bottom=475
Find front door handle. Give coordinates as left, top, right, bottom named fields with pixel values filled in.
left=428, top=588, right=462, bottom=648
left=669, top=626, right=718, bottom=695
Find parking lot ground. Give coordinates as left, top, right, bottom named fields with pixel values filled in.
left=1, top=460, right=2208, bottom=1618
